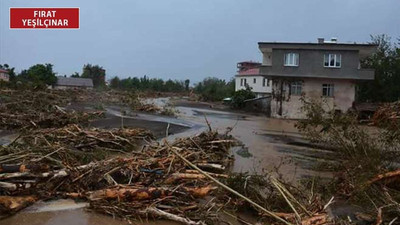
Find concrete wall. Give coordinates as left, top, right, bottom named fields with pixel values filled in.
left=262, top=52, right=272, bottom=66
left=235, top=75, right=272, bottom=96
left=54, top=85, right=93, bottom=90
left=271, top=78, right=355, bottom=119
left=260, top=49, right=374, bottom=80
left=244, top=97, right=271, bottom=115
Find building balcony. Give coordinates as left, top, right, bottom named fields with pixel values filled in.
left=259, top=65, right=375, bottom=80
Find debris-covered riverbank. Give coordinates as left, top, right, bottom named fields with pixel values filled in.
left=0, top=89, right=399, bottom=224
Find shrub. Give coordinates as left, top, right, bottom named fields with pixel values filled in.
left=230, top=88, right=255, bottom=109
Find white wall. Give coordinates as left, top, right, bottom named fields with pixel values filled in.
left=235, top=76, right=272, bottom=95
left=271, top=78, right=356, bottom=119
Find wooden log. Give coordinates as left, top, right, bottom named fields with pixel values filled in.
left=196, top=163, right=225, bottom=172
left=367, top=169, right=400, bottom=185
left=0, top=181, right=17, bottom=191
left=141, top=207, right=205, bottom=225
left=0, top=164, right=49, bottom=173
left=0, top=196, right=37, bottom=216
left=301, top=213, right=328, bottom=225
left=0, top=163, right=95, bottom=180
left=88, top=187, right=171, bottom=201
left=164, top=173, right=206, bottom=184
left=184, top=185, right=217, bottom=198
left=168, top=146, right=293, bottom=225
left=185, top=170, right=228, bottom=178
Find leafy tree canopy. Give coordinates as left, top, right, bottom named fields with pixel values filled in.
left=358, top=34, right=400, bottom=102
left=81, top=64, right=106, bottom=88
left=19, top=63, right=57, bottom=86
left=194, top=77, right=235, bottom=101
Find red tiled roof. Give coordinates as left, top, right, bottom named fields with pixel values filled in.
left=238, top=61, right=261, bottom=64
left=238, top=68, right=259, bottom=75
left=0, top=69, right=8, bottom=73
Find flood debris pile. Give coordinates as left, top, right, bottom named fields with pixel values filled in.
left=372, top=101, right=400, bottom=142
left=135, top=103, right=161, bottom=113
left=68, top=89, right=167, bottom=114
left=68, top=89, right=141, bottom=108
left=296, top=98, right=400, bottom=224
left=0, top=89, right=104, bottom=129
left=85, top=131, right=236, bottom=224
left=0, top=125, right=153, bottom=167
left=0, top=128, right=242, bottom=224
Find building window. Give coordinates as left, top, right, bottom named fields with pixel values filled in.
left=324, top=54, right=341, bottom=68
left=240, top=78, right=247, bottom=86
left=263, top=78, right=269, bottom=87
left=322, top=84, right=334, bottom=97
left=290, top=81, right=302, bottom=95
left=253, top=78, right=256, bottom=84
left=284, top=53, right=299, bottom=66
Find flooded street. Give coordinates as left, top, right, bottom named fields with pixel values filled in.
left=170, top=99, right=333, bottom=178
left=1, top=97, right=333, bottom=225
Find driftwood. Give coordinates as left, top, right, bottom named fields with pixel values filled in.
left=88, top=185, right=217, bottom=201
left=0, top=182, right=17, bottom=191
left=168, top=146, right=293, bottom=225
left=367, top=169, right=400, bottom=186
left=164, top=173, right=206, bottom=184
left=141, top=207, right=205, bottom=225
left=183, top=185, right=217, bottom=198
left=0, top=196, right=37, bottom=216
left=196, top=163, right=225, bottom=172
left=88, top=187, right=171, bottom=201
left=0, top=163, right=95, bottom=180
left=300, top=213, right=329, bottom=225
left=0, top=164, right=49, bottom=173
left=185, top=169, right=228, bottom=178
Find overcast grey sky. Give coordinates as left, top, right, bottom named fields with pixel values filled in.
left=1, top=0, right=399, bottom=83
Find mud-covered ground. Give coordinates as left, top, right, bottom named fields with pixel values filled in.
left=0, top=96, right=335, bottom=225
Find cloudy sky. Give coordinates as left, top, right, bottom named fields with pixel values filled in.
left=1, top=0, right=399, bottom=83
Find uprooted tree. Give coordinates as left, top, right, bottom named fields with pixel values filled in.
left=296, top=97, right=400, bottom=223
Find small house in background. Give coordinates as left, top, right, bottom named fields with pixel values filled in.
left=0, top=69, right=9, bottom=82
left=235, top=61, right=272, bottom=97
left=54, top=76, right=94, bottom=89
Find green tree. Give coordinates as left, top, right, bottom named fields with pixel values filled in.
left=194, top=77, right=235, bottom=101
left=231, top=87, right=256, bottom=109
left=110, top=76, right=120, bottom=89
left=71, top=72, right=80, bottom=78
left=358, top=34, right=400, bottom=102
left=81, top=64, right=106, bottom=88
left=184, top=79, right=190, bottom=91
left=109, top=75, right=186, bottom=92
left=18, top=63, right=57, bottom=86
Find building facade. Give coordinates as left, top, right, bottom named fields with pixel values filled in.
left=0, top=69, right=9, bottom=82
left=54, top=76, right=94, bottom=89
left=258, top=38, right=377, bottom=118
left=235, top=61, right=272, bottom=97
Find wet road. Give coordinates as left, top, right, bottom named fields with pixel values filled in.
left=1, top=97, right=332, bottom=225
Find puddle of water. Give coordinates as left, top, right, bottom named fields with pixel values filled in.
left=22, top=199, right=88, bottom=213
left=233, top=146, right=253, bottom=158
left=0, top=131, right=19, bottom=146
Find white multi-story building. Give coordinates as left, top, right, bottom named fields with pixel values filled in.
left=235, top=61, right=272, bottom=97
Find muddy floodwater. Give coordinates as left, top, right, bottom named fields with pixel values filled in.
left=1, top=97, right=334, bottom=225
